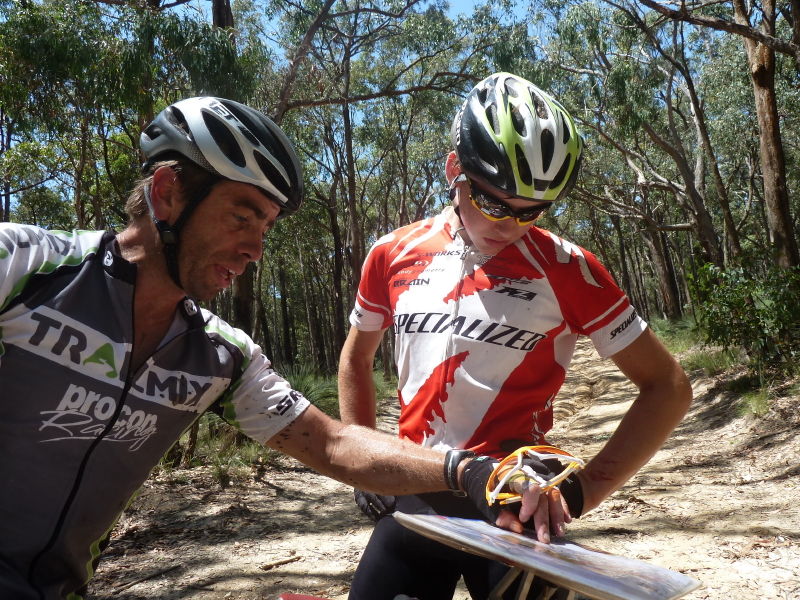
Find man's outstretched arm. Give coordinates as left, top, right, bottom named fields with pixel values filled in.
left=576, top=328, right=693, bottom=514
left=268, top=403, right=549, bottom=536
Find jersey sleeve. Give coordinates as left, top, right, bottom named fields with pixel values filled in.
left=207, top=315, right=310, bottom=444
left=0, top=225, right=102, bottom=313
left=545, top=232, right=646, bottom=358
left=349, top=232, right=396, bottom=332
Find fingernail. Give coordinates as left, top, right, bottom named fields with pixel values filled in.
left=557, top=524, right=564, bottom=536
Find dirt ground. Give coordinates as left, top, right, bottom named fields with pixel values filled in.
left=87, top=339, right=800, bottom=600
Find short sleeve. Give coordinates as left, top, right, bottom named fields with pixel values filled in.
left=349, top=233, right=395, bottom=332
left=0, top=225, right=101, bottom=313
left=222, top=347, right=311, bottom=444
left=545, top=232, right=646, bottom=358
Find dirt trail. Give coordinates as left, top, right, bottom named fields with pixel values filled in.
left=88, top=339, right=800, bottom=600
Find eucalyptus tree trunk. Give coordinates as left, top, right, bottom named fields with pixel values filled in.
left=1, top=111, right=10, bottom=222
left=295, top=235, right=319, bottom=371
left=734, top=0, right=800, bottom=268
left=73, top=117, right=89, bottom=228
left=231, top=262, right=256, bottom=336
left=611, top=216, right=633, bottom=300
left=279, top=259, right=293, bottom=366
left=319, top=180, right=347, bottom=354
left=641, top=226, right=682, bottom=320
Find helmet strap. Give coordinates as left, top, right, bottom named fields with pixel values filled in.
left=143, top=178, right=217, bottom=291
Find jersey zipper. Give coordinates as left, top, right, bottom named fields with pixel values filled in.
left=440, top=238, right=472, bottom=419
left=27, top=281, right=139, bottom=599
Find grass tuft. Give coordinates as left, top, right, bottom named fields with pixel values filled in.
left=681, top=348, right=740, bottom=376
left=278, top=364, right=340, bottom=418
left=650, top=317, right=703, bottom=354
left=738, top=390, right=771, bottom=417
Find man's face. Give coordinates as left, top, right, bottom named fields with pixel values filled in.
left=454, top=176, right=546, bottom=256
left=176, top=180, right=280, bottom=301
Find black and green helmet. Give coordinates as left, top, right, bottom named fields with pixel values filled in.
left=450, top=73, right=583, bottom=202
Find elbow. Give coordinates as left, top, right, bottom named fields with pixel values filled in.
left=668, top=365, right=693, bottom=421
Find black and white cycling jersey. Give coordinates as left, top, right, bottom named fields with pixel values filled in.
left=0, top=224, right=309, bottom=599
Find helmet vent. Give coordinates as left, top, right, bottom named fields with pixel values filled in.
left=478, top=86, right=489, bottom=105
left=511, top=105, right=527, bottom=136
left=203, top=111, right=246, bottom=168
left=238, top=125, right=260, bottom=147
left=142, top=124, right=163, bottom=141
left=530, top=89, right=548, bottom=119
left=254, top=151, right=291, bottom=200
left=486, top=104, right=501, bottom=135
left=516, top=144, right=532, bottom=186
left=562, top=114, right=571, bottom=143
left=533, top=178, right=549, bottom=191
left=222, top=101, right=264, bottom=149
left=549, top=154, right=571, bottom=189
left=505, top=79, right=520, bottom=98
left=540, top=129, right=555, bottom=173
left=168, top=107, right=192, bottom=137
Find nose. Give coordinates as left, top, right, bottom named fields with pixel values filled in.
left=240, top=232, right=264, bottom=263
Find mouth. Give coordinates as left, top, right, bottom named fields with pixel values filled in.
left=214, top=265, right=239, bottom=289
left=483, top=237, right=509, bottom=248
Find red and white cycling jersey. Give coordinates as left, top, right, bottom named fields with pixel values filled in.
left=350, top=209, right=646, bottom=458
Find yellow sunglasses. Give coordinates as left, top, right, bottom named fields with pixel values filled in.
left=456, top=175, right=551, bottom=225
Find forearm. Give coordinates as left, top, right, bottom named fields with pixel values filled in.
left=326, top=422, right=445, bottom=494
left=272, top=406, right=444, bottom=495
left=338, top=358, right=377, bottom=427
left=577, top=369, right=692, bottom=513
left=338, top=327, right=383, bottom=427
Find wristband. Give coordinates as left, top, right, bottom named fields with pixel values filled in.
left=444, top=449, right=475, bottom=496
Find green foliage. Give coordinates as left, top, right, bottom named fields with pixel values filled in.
left=649, top=317, right=703, bottom=354
left=726, top=373, right=760, bottom=394
left=373, top=369, right=398, bottom=399
left=12, top=187, right=75, bottom=230
left=681, top=348, right=740, bottom=376
left=698, top=263, right=800, bottom=379
left=277, top=363, right=340, bottom=418
left=154, top=413, right=284, bottom=487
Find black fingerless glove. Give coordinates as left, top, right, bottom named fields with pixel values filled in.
left=353, top=489, right=396, bottom=522
left=460, top=455, right=557, bottom=524
left=558, top=472, right=584, bottom=519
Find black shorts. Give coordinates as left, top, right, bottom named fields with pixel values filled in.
left=348, top=492, right=560, bottom=600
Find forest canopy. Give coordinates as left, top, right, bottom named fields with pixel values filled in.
left=1, top=0, right=798, bottom=380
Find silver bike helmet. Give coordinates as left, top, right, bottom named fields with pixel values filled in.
left=141, top=97, right=303, bottom=218
left=450, top=73, right=583, bottom=202
left=139, top=97, right=304, bottom=291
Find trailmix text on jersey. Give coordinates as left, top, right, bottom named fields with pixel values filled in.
left=350, top=210, right=647, bottom=458
left=0, top=224, right=310, bottom=600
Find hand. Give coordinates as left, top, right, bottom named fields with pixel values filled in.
left=460, top=456, right=580, bottom=544
left=353, top=489, right=396, bottom=522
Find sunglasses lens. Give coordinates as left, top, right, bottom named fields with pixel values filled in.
left=474, top=193, right=508, bottom=219
left=465, top=178, right=549, bottom=224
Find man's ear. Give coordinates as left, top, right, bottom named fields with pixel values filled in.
left=149, top=166, right=184, bottom=223
left=444, top=151, right=460, bottom=186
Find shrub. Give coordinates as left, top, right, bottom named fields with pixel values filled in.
left=697, top=263, right=800, bottom=383
left=739, top=390, right=771, bottom=417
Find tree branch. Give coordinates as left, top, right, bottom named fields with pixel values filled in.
left=637, top=0, right=800, bottom=68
